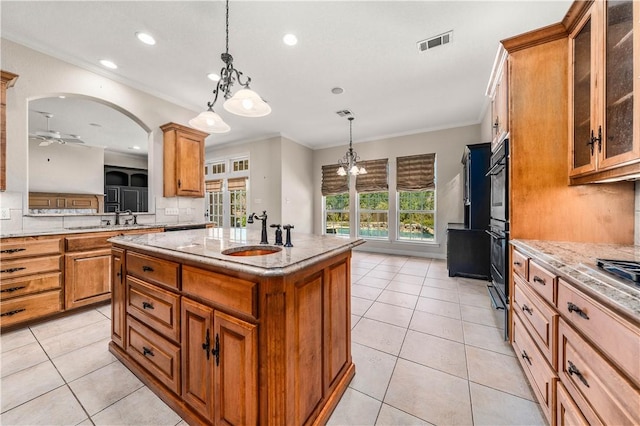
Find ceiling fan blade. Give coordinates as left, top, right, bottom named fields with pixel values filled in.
left=39, top=140, right=53, bottom=147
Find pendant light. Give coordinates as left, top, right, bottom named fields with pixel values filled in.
left=337, top=117, right=367, bottom=176
left=189, top=0, right=271, bottom=134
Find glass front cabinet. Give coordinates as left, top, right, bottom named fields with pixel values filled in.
left=569, top=0, right=640, bottom=184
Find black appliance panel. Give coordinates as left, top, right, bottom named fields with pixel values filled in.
left=487, top=139, right=508, bottom=223
left=488, top=219, right=508, bottom=302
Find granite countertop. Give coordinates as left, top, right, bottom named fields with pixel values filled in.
left=109, top=228, right=365, bottom=277
left=0, top=224, right=165, bottom=238
left=511, top=239, right=640, bottom=320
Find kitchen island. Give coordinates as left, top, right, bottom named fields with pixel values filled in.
left=108, top=228, right=364, bottom=426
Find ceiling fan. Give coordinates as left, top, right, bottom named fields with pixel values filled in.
left=29, top=112, right=86, bottom=146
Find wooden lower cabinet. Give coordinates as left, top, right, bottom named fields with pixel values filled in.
left=111, top=247, right=125, bottom=349
left=65, top=249, right=112, bottom=309
left=556, top=381, right=590, bottom=426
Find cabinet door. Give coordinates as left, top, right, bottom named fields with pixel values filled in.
left=120, top=187, right=141, bottom=213
left=599, top=0, right=639, bottom=169
left=111, top=248, right=125, bottom=349
left=176, top=134, right=204, bottom=197
left=570, top=5, right=598, bottom=176
left=182, top=298, right=215, bottom=421
left=214, top=310, right=258, bottom=426
left=65, top=249, right=111, bottom=310
left=105, top=185, right=120, bottom=203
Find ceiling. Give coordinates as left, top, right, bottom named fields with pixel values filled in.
left=2, top=1, right=572, bottom=150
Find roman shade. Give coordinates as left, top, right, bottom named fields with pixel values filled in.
left=321, top=164, right=349, bottom=196
left=396, top=153, right=435, bottom=191
left=228, top=177, right=247, bottom=191
left=205, top=179, right=222, bottom=192
left=356, top=159, right=388, bottom=193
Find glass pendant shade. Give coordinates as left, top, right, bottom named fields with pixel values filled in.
left=337, top=166, right=347, bottom=176
left=189, top=108, right=230, bottom=134
left=359, top=166, right=367, bottom=174
left=223, top=88, right=272, bottom=117
left=349, top=165, right=360, bottom=175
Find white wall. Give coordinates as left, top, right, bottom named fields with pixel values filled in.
left=104, top=151, right=148, bottom=170
left=281, top=137, right=314, bottom=234
left=29, top=141, right=104, bottom=193
left=313, top=124, right=481, bottom=258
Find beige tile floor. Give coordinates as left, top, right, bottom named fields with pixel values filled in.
left=0, top=252, right=545, bottom=425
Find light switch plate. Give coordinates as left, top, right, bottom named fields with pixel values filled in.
left=165, top=207, right=179, bottom=216
left=0, top=208, right=10, bottom=220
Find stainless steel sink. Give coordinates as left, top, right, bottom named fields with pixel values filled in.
left=221, top=246, right=282, bottom=256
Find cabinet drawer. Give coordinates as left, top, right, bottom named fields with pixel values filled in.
left=0, top=290, right=62, bottom=328
left=0, top=255, right=61, bottom=280
left=0, top=237, right=62, bottom=260
left=65, top=232, right=117, bottom=252
left=512, top=313, right=555, bottom=424
left=513, top=275, right=557, bottom=368
left=126, top=315, right=181, bottom=395
left=512, top=249, right=529, bottom=280
left=527, top=261, right=556, bottom=306
left=557, top=278, right=639, bottom=385
left=127, top=276, right=180, bottom=342
left=0, top=272, right=62, bottom=300
left=556, top=380, right=592, bottom=426
left=127, top=252, right=180, bottom=290
left=183, top=265, right=258, bottom=319
left=558, top=318, right=640, bottom=426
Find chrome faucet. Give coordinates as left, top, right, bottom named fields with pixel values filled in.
left=247, top=211, right=268, bottom=244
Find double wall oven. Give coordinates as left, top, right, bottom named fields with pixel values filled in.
left=486, top=138, right=509, bottom=340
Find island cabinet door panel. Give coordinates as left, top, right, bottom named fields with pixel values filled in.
left=324, top=259, right=349, bottom=388
left=65, top=249, right=111, bottom=310
left=181, top=298, right=215, bottom=421
left=213, top=310, right=258, bottom=426
left=111, top=248, right=125, bottom=349
left=293, top=273, right=324, bottom=425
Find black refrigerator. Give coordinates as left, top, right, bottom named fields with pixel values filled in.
left=447, top=142, right=491, bottom=279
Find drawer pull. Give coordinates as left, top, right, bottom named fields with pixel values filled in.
left=521, top=350, right=532, bottom=366
left=514, top=261, right=522, bottom=266
left=1, top=286, right=26, bottom=293
left=567, top=302, right=589, bottom=320
left=142, top=301, right=154, bottom=310
left=567, top=360, right=590, bottom=388
left=202, top=328, right=211, bottom=360
left=0, top=248, right=26, bottom=254
left=521, top=304, right=533, bottom=315
left=142, top=265, right=154, bottom=272
left=1, top=308, right=26, bottom=317
left=0, top=267, right=27, bottom=274
left=532, top=276, right=546, bottom=285
left=142, top=346, right=154, bottom=357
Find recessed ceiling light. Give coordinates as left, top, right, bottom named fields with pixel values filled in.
left=58, top=95, right=66, bottom=99
left=283, top=33, right=298, bottom=46
left=136, top=32, right=156, bottom=45
left=99, top=59, right=118, bottom=69
left=129, top=146, right=141, bottom=150
left=207, top=73, right=221, bottom=82
left=331, top=87, right=344, bottom=95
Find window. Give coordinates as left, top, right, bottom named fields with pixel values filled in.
left=398, top=190, right=435, bottom=241
left=205, top=180, right=223, bottom=226
left=325, top=193, right=349, bottom=235
left=232, top=158, right=249, bottom=172
left=358, top=192, right=389, bottom=238
left=204, top=156, right=249, bottom=228
left=228, top=177, right=247, bottom=228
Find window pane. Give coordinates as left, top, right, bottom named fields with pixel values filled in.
left=326, top=193, right=349, bottom=210
left=399, top=213, right=434, bottom=241
left=359, top=212, right=388, bottom=238
left=359, top=192, right=389, bottom=210
left=326, top=212, right=350, bottom=235
left=230, top=189, right=247, bottom=228
left=399, top=191, right=434, bottom=211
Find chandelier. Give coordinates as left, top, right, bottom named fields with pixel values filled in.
left=337, top=117, right=367, bottom=176
left=189, top=0, right=271, bottom=134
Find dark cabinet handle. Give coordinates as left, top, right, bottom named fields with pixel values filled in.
left=1, top=286, right=26, bottom=293
left=532, top=276, right=546, bottom=285
left=567, top=302, right=589, bottom=320
left=514, top=261, right=522, bottom=266
left=142, top=301, right=154, bottom=310
left=521, top=304, right=533, bottom=315
left=1, top=267, right=26, bottom=274
left=142, top=265, right=154, bottom=272
left=1, top=308, right=26, bottom=317
left=212, top=333, right=220, bottom=366
left=178, top=179, right=181, bottom=188
left=202, top=329, right=211, bottom=360
left=0, top=248, right=26, bottom=254
left=568, top=360, right=589, bottom=387
left=521, top=350, right=532, bottom=366
left=142, top=347, right=154, bottom=357
left=116, top=264, right=122, bottom=280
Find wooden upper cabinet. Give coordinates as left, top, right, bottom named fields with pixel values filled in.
left=161, top=122, right=208, bottom=197
left=487, top=46, right=509, bottom=148
left=569, top=0, right=640, bottom=183
left=1, top=70, right=19, bottom=192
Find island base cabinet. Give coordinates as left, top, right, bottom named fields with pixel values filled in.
left=111, top=248, right=125, bottom=349
left=182, top=298, right=258, bottom=425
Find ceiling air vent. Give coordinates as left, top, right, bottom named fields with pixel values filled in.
left=417, top=30, right=453, bottom=53
left=335, top=109, right=353, bottom=118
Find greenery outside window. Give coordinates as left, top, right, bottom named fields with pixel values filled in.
left=325, top=193, right=350, bottom=236
left=358, top=192, right=389, bottom=238
left=398, top=190, right=435, bottom=241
